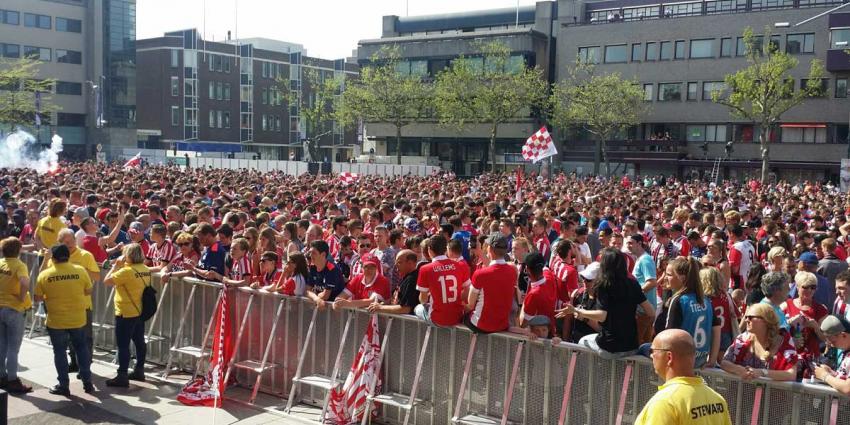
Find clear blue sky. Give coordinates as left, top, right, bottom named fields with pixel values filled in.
left=138, top=0, right=540, bottom=59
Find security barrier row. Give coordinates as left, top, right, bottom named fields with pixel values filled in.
left=19, top=253, right=850, bottom=425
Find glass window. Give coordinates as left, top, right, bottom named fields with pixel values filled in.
left=171, top=50, right=179, bottom=68
left=224, top=57, right=231, bottom=73
left=55, top=17, right=82, bottom=33
left=631, top=43, right=642, bottom=61
left=56, top=49, right=82, bottom=64
left=660, top=41, right=673, bottom=60
left=604, top=44, right=628, bottom=63
left=171, top=106, right=179, bottom=126
left=1, top=10, right=20, bottom=25
left=646, top=42, right=657, bottom=60
left=720, top=38, right=732, bottom=57
left=209, top=110, right=216, bottom=128
left=171, top=76, right=179, bottom=96
left=24, top=13, right=50, bottom=29
left=687, top=125, right=706, bottom=141
left=411, top=60, right=428, bottom=76
left=224, top=83, right=231, bottom=101
left=214, top=55, right=222, bottom=72
left=786, top=33, right=815, bottom=54
left=208, top=81, right=215, bottom=99
left=1, top=43, right=19, bottom=58
left=216, top=82, right=223, bottom=100
left=643, top=83, right=653, bottom=101
left=217, top=111, right=223, bottom=128
left=833, top=29, right=850, bottom=49
left=674, top=40, right=686, bottom=59
left=184, top=80, right=195, bottom=96
left=224, top=112, right=231, bottom=128
left=24, top=46, right=50, bottom=61
left=690, top=39, right=714, bottom=58
left=703, top=82, right=727, bottom=100
left=707, top=125, right=727, bottom=142
left=801, top=78, right=829, bottom=96
left=578, top=46, right=601, bottom=64
left=687, top=82, right=699, bottom=100
left=56, top=81, right=82, bottom=95
left=658, top=83, right=682, bottom=101
left=837, top=78, right=847, bottom=98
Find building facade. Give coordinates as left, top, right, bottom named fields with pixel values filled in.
left=0, top=0, right=137, bottom=159
left=360, top=0, right=850, bottom=180
left=135, top=29, right=359, bottom=161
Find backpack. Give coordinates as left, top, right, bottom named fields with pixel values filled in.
left=122, top=271, right=158, bottom=322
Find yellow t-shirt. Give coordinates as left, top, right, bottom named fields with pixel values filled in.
left=36, top=216, right=66, bottom=249
left=49, top=248, right=99, bottom=310
left=0, top=257, right=31, bottom=312
left=111, top=263, right=150, bottom=318
left=635, top=376, right=732, bottom=425
left=35, top=262, right=92, bottom=329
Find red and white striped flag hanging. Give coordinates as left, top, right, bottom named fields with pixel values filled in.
left=326, top=315, right=382, bottom=424
left=339, top=172, right=360, bottom=186
left=521, top=126, right=558, bottom=164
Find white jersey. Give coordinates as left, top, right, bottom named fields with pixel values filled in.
left=732, top=240, right=756, bottom=282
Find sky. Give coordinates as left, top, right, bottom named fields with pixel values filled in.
left=137, top=0, right=540, bottom=59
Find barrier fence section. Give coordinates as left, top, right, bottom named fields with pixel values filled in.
left=20, top=252, right=849, bottom=425
left=191, top=157, right=440, bottom=177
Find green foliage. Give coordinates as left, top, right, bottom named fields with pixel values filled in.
left=550, top=61, right=646, bottom=175
left=337, top=45, right=432, bottom=165
left=713, top=26, right=825, bottom=182
left=0, top=58, right=58, bottom=127
left=434, top=41, right=548, bottom=171
left=278, top=67, right=342, bottom=141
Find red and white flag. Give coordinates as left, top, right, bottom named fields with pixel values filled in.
left=124, top=152, right=142, bottom=169
left=177, top=290, right=235, bottom=407
left=326, top=315, right=382, bottom=425
left=339, top=172, right=360, bottom=186
left=521, top=126, right=558, bottom=164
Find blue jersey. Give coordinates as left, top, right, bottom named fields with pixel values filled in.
left=671, top=293, right=714, bottom=354
left=451, top=231, right=471, bottom=263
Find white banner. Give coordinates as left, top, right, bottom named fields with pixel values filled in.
left=842, top=158, right=850, bottom=192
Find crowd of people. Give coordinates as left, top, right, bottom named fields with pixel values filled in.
left=0, top=161, right=847, bottom=415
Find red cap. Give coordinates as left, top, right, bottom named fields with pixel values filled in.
left=96, top=208, right=111, bottom=222
left=361, top=254, right=381, bottom=269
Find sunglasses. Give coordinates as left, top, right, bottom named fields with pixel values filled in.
left=359, top=244, right=371, bottom=248
left=177, top=242, right=191, bottom=247
left=745, top=315, right=764, bottom=321
left=800, top=285, right=817, bottom=290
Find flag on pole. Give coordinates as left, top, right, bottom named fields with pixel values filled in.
left=339, top=172, right=360, bottom=186
left=515, top=167, right=523, bottom=203
left=177, top=290, right=235, bottom=407
left=124, top=153, right=142, bottom=169
left=326, top=315, right=382, bottom=424
left=521, top=126, right=558, bottom=164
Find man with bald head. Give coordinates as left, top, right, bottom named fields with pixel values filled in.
left=367, top=249, right=420, bottom=315
left=636, top=329, right=732, bottom=425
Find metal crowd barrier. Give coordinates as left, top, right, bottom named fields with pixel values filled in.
left=19, top=252, right=850, bottom=425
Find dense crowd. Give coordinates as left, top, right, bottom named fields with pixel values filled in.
left=0, top=161, right=848, bottom=413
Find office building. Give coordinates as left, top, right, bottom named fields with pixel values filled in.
left=0, top=0, right=137, bottom=159
left=135, top=29, right=360, bottom=161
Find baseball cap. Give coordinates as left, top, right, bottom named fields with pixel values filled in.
left=487, top=234, right=509, bottom=251
left=403, top=217, right=421, bottom=233
left=798, top=251, right=819, bottom=266
left=129, top=221, right=145, bottom=235
left=361, top=254, right=381, bottom=269
left=527, top=315, right=551, bottom=327
left=820, top=315, right=850, bottom=337
left=96, top=208, right=111, bottom=222
left=51, top=244, right=70, bottom=262
left=72, top=206, right=89, bottom=218
left=579, top=262, right=601, bottom=281
left=523, top=252, right=546, bottom=271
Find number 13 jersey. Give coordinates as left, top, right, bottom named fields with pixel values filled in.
left=416, top=255, right=470, bottom=326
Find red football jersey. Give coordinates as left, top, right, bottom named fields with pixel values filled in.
left=469, top=261, right=517, bottom=332
left=416, top=255, right=470, bottom=326
left=523, top=273, right=557, bottom=335
left=345, top=273, right=391, bottom=302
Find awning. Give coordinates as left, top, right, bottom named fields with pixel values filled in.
left=780, top=123, right=827, bottom=128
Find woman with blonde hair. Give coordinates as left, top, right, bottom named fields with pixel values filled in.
left=782, top=271, right=828, bottom=377
left=766, top=246, right=787, bottom=273
left=701, top=267, right=738, bottom=352
left=720, top=303, right=797, bottom=381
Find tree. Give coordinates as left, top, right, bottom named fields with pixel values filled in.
left=337, top=46, right=432, bottom=165
left=278, top=67, right=342, bottom=161
left=434, top=42, right=548, bottom=172
left=0, top=58, right=57, bottom=131
left=712, top=26, right=825, bottom=183
left=550, top=61, right=646, bottom=176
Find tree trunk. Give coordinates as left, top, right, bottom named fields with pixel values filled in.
left=593, top=137, right=601, bottom=176
left=489, top=123, right=498, bottom=173
left=396, top=124, right=402, bottom=165
left=602, top=139, right=611, bottom=176
left=760, top=125, right=770, bottom=184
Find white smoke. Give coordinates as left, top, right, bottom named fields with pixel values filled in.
left=0, top=129, right=63, bottom=174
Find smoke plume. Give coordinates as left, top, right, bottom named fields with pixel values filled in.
left=0, top=130, right=63, bottom=174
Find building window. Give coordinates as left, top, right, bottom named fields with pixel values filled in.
left=56, top=81, right=82, bottom=95
left=0, top=10, right=19, bottom=25
left=261, top=89, right=268, bottom=105
left=674, top=40, right=686, bottom=59
left=832, top=29, right=850, bottom=49
left=687, top=125, right=727, bottom=142
left=687, top=82, right=699, bottom=100
left=0, top=43, right=19, bottom=58
left=703, top=81, right=727, bottom=100
left=208, top=81, right=215, bottom=99
left=690, top=39, right=714, bottom=58
left=837, top=78, right=847, bottom=98
left=171, top=76, right=179, bottom=96
left=55, top=17, right=81, bottom=33
left=658, top=83, right=682, bottom=101
left=184, top=80, right=195, bottom=96
left=261, top=114, right=268, bottom=131
left=216, top=82, right=223, bottom=100
left=786, top=33, right=815, bottom=54
left=631, top=43, right=642, bottom=62
left=171, top=106, right=179, bottom=126
left=801, top=78, right=829, bottom=96
left=214, top=55, right=222, bottom=72
left=643, top=84, right=653, bottom=101
left=736, top=37, right=748, bottom=56
left=660, top=41, right=673, bottom=60
left=275, top=116, right=281, bottom=131
left=781, top=127, right=826, bottom=143
left=23, top=46, right=51, bottom=61
left=170, top=50, right=179, bottom=68
left=720, top=38, right=732, bottom=57
left=224, top=83, right=231, bottom=101
left=217, top=110, right=223, bottom=128
left=645, top=42, right=657, bottom=61
left=56, top=49, right=82, bottom=64
left=223, top=111, right=231, bottom=128
left=24, top=13, right=51, bottom=30
left=224, top=57, right=230, bottom=73
left=604, top=44, right=628, bottom=63
left=209, top=110, right=215, bottom=128
left=578, top=46, right=601, bottom=64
